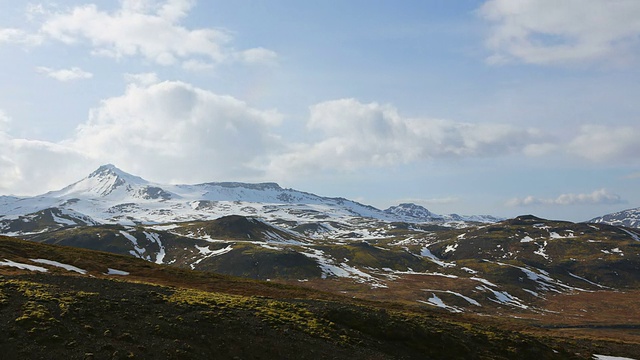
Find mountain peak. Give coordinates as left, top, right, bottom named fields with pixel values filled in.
left=384, top=203, right=443, bottom=221
left=50, top=164, right=150, bottom=198
left=90, top=164, right=135, bottom=179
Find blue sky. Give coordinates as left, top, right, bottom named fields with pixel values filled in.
left=1, top=0, right=639, bottom=221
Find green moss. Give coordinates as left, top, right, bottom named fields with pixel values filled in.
left=166, top=288, right=335, bottom=339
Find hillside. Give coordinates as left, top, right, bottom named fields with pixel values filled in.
left=590, top=207, right=640, bottom=229
left=0, top=235, right=614, bottom=360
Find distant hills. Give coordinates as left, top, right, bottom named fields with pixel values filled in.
left=590, top=207, right=640, bottom=229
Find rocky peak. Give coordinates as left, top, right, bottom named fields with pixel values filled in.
left=384, top=203, right=443, bottom=221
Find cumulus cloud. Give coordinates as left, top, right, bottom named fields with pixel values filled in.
left=567, top=125, right=640, bottom=163
left=479, top=0, right=640, bottom=65
left=506, top=189, right=625, bottom=207
left=36, top=66, right=93, bottom=81
left=66, top=80, right=283, bottom=182
left=268, top=98, right=552, bottom=175
left=0, top=109, right=92, bottom=194
left=0, top=79, right=285, bottom=194
left=2, top=0, right=276, bottom=67
left=0, top=134, right=93, bottom=195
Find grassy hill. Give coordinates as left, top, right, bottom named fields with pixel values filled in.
left=2, top=235, right=631, bottom=359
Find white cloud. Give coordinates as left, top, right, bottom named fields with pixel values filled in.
left=506, top=189, right=625, bottom=207
left=1, top=79, right=285, bottom=194
left=238, top=47, right=278, bottom=64
left=0, top=133, right=93, bottom=195
left=268, top=98, right=552, bottom=175
left=0, top=28, right=43, bottom=46
left=567, top=125, right=640, bottom=163
left=28, top=0, right=276, bottom=67
left=36, top=66, right=93, bottom=81
left=66, top=80, right=283, bottom=182
left=479, top=0, right=640, bottom=65
left=124, top=72, right=160, bottom=87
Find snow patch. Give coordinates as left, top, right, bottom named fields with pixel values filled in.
left=106, top=268, right=129, bottom=275
left=593, top=355, right=638, bottom=360
left=0, top=259, right=48, bottom=272
left=191, top=245, right=234, bottom=269
left=619, top=228, right=640, bottom=242
left=422, top=289, right=481, bottom=306
left=471, top=277, right=498, bottom=287
left=418, top=293, right=463, bottom=313
left=476, top=285, right=528, bottom=309
left=420, top=247, right=455, bottom=267
left=443, top=243, right=458, bottom=253
left=534, top=241, right=549, bottom=260
left=196, top=244, right=233, bottom=257
left=119, top=231, right=148, bottom=260
left=30, top=259, right=86, bottom=274
left=461, top=267, right=478, bottom=274
left=520, top=236, right=534, bottom=243
left=144, top=231, right=165, bottom=264
left=568, top=272, right=610, bottom=289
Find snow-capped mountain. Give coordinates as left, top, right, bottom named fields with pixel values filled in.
left=384, top=203, right=502, bottom=223
left=0, top=165, right=500, bottom=235
left=385, top=203, right=444, bottom=221
left=589, top=207, right=640, bottom=229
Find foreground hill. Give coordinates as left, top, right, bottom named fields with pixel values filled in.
left=20, top=214, right=640, bottom=314
left=0, top=235, right=612, bottom=360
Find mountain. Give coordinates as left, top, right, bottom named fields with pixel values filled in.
left=385, top=203, right=445, bottom=221
left=385, top=203, right=503, bottom=224
left=589, top=207, right=640, bottom=229
left=1, top=235, right=637, bottom=359
left=0, top=165, right=499, bottom=236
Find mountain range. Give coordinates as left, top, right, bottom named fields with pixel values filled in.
left=2, top=165, right=640, bottom=358
left=0, top=164, right=501, bottom=237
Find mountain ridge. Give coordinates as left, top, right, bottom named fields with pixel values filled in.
left=0, top=165, right=502, bottom=236
left=589, top=207, right=640, bottom=229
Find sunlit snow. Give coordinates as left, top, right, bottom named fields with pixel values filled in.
left=0, top=259, right=48, bottom=272
left=30, top=258, right=87, bottom=274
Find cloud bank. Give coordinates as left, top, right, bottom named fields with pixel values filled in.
left=36, top=66, right=93, bottom=81
left=1, top=0, right=276, bottom=68
left=267, top=98, right=551, bottom=175
left=68, top=79, right=283, bottom=183
left=480, top=0, right=640, bottom=65
left=507, top=189, right=626, bottom=207
left=1, top=82, right=640, bottom=196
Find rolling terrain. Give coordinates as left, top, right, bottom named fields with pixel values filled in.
left=0, top=235, right=637, bottom=359
left=1, top=165, right=640, bottom=358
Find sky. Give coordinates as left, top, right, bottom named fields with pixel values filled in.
left=1, top=0, right=639, bottom=222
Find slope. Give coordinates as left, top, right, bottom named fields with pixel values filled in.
left=590, top=207, right=640, bottom=229
left=0, top=235, right=606, bottom=360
